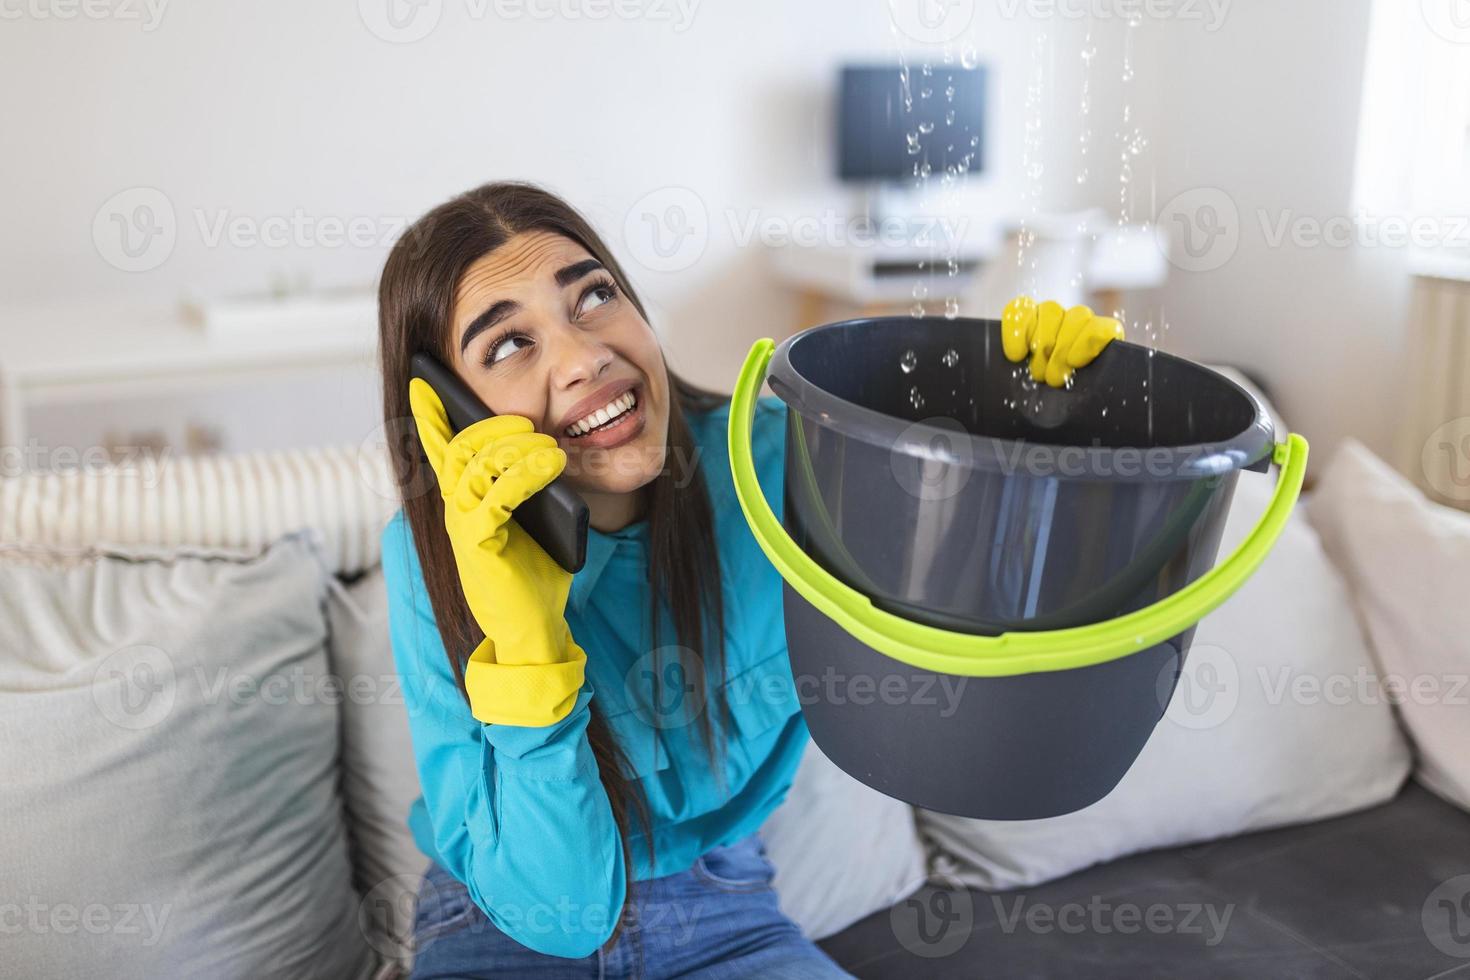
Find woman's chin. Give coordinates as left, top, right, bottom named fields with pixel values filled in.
left=564, top=442, right=668, bottom=497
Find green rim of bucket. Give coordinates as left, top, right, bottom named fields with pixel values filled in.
left=729, top=337, right=1309, bottom=678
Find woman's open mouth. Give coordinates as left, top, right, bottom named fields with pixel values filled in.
left=561, top=384, right=646, bottom=450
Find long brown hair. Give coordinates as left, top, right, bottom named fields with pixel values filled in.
left=377, top=181, right=728, bottom=943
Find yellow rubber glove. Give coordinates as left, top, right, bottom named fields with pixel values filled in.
left=1001, top=296, right=1124, bottom=388
left=409, top=377, right=586, bottom=728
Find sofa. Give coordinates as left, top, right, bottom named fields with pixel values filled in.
left=3, top=377, right=1468, bottom=979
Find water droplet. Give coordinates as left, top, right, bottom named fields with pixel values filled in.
left=941, top=348, right=959, bottom=368
left=961, top=45, right=978, bottom=69
left=906, top=132, right=922, bottom=155
left=910, top=302, right=926, bottom=318
left=943, top=298, right=960, bottom=320
left=912, top=282, right=929, bottom=301
left=918, top=121, right=935, bottom=135
left=909, top=386, right=925, bottom=410
left=945, top=109, right=956, bottom=126
left=900, top=349, right=919, bottom=374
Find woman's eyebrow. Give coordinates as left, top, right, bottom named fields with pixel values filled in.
left=554, top=258, right=604, bottom=287
left=459, top=299, right=517, bottom=354
left=458, top=259, right=606, bottom=354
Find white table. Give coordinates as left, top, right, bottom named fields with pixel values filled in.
left=767, top=221, right=1168, bottom=333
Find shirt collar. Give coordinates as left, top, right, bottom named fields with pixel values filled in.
left=568, top=519, right=647, bottom=615
left=566, top=406, right=716, bottom=615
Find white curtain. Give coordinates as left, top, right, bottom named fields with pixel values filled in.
left=1353, top=0, right=1470, bottom=223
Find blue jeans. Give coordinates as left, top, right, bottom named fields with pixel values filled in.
left=409, top=833, right=853, bottom=979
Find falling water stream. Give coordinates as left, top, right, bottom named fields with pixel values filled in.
left=885, top=4, right=1162, bottom=442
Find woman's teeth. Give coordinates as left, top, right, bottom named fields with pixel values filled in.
left=566, top=390, right=637, bottom=437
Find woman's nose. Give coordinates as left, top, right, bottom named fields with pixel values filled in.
left=547, top=329, right=613, bottom=391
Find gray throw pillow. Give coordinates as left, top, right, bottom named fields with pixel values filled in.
left=325, top=567, right=430, bottom=970
left=0, top=531, right=376, bottom=980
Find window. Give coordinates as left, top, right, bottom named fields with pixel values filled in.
left=1353, top=0, right=1470, bottom=236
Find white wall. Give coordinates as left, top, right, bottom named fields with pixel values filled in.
left=0, top=1, right=1134, bottom=378
left=1138, top=0, right=1411, bottom=465
left=0, top=0, right=1408, bottom=465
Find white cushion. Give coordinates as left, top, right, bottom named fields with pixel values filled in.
left=759, top=738, right=928, bottom=939
left=0, top=532, right=376, bottom=980
left=916, top=463, right=1412, bottom=890
left=1306, top=438, right=1470, bottom=812
left=325, top=568, right=430, bottom=969
left=322, top=566, right=930, bottom=947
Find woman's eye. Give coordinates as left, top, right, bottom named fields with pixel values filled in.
left=579, top=284, right=616, bottom=316
left=487, top=334, right=532, bottom=365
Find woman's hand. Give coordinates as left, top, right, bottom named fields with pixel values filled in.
left=409, top=378, right=585, bottom=726
left=1002, top=296, right=1124, bottom=388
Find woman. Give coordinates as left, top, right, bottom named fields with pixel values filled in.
left=377, top=181, right=1121, bottom=978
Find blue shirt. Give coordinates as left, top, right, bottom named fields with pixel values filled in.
left=380, top=396, right=804, bottom=958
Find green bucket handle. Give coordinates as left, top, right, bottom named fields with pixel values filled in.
left=728, top=337, right=1309, bottom=678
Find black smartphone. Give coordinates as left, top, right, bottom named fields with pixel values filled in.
left=410, top=352, right=589, bottom=574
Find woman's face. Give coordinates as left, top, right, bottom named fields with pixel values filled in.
left=449, top=230, right=670, bottom=498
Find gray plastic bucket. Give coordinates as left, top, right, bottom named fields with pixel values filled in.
left=728, top=316, right=1308, bottom=820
